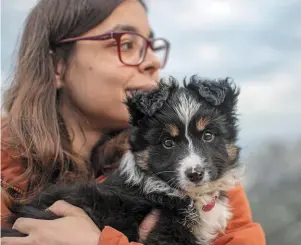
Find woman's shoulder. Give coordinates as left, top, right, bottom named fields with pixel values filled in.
left=1, top=121, right=26, bottom=195
left=1, top=120, right=27, bottom=227
left=213, top=184, right=266, bottom=245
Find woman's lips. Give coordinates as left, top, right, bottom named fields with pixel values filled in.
left=125, top=82, right=158, bottom=99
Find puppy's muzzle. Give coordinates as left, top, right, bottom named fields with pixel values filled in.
left=185, top=165, right=204, bottom=184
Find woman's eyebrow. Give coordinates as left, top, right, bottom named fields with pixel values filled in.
left=111, top=24, right=154, bottom=38
left=111, top=24, right=138, bottom=33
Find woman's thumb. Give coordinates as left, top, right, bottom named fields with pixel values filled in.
left=47, top=200, right=86, bottom=217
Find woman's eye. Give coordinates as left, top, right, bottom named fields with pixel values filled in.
left=202, top=131, right=215, bottom=142
left=120, top=41, right=134, bottom=51
left=162, top=139, right=175, bottom=149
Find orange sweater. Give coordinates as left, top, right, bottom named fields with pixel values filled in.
left=1, top=149, right=266, bottom=245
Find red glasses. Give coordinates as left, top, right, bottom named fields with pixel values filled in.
left=58, top=31, right=170, bottom=68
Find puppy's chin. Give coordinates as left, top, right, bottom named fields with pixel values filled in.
left=179, top=181, right=212, bottom=197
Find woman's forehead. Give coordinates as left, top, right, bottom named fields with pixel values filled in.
left=83, top=0, right=151, bottom=38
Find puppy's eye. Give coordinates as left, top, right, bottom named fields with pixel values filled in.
left=202, top=131, right=215, bottom=142
left=163, top=139, right=175, bottom=149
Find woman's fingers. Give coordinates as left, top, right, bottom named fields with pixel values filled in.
left=5, top=202, right=157, bottom=244
left=12, top=218, right=45, bottom=235
left=2, top=214, right=101, bottom=245
left=139, top=209, right=160, bottom=242
left=47, top=200, right=87, bottom=217
left=1, top=236, right=31, bottom=245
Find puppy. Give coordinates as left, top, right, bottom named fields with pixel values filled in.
left=2, top=76, right=242, bottom=245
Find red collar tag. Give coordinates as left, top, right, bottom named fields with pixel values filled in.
left=202, top=196, right=217, bottom=212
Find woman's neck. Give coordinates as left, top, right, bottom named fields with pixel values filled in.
left=72, top=127, right=103, bottom=160
left=60, top=104, right=103, bottom=160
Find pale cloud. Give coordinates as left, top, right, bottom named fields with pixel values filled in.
left=178, top=1, right=264, bottom=29
left=239, top=77, right=300, bottom=115
left=239, top=59, right=301, bottom=114
left=2, top=0, right=37, bottom=12
left=163, top=43, right=224, bottom=72
left=293, top=25, right=301, bottom=39
left=195, top=43, right=224, bottom=68
left=148, top=0, right=276, bottom=31
left=237, top=60, right=301, bottom=143
left=246, top=46, right=281, bottom=69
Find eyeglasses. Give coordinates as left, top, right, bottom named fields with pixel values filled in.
left=58, top=31, right=170, bottom=68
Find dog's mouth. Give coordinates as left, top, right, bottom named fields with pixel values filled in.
left=125, top=84, right=158, bottom=99
left=178, top=181, right=210, bottom=194
left=126, top=89, right=139, bottom=99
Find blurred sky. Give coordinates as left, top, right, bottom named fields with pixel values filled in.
left=1, top=0, right=301, bottom=154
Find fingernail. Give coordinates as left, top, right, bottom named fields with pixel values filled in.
left=150, top=209, right=160, bottom=215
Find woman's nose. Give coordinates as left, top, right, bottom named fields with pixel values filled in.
left=138, top=49, right=162, bottom=78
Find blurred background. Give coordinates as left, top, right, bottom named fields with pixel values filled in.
left=1, top=0, right=301, bottom=244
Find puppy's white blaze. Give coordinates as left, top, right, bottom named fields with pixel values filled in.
left=186, top=132, right=194, bottom=154
left=175, top=95, right=200, bottom=126
left=120, top=151, right=144, bottom=185
left=175, top=94, right=200, bottom=154
left=181, top=153, right=206, bottom=170
left=203, top=170, right=210, bottom=182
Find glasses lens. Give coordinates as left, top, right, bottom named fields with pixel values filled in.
left=152, top=39, right=168, bottom=68
left=119, top=33, right=147, bottom=65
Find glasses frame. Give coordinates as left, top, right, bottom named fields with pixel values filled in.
left=58, top=31, right=170, bottom=68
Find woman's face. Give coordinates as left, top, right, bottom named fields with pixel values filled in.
left=59, top=0, right=162, bottom=130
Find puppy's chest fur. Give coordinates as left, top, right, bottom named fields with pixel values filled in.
left=185, top=194, right=232, bottom=244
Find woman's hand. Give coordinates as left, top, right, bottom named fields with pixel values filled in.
left=1, top=200, right=160, bottom=245
left=138, top=209, right=160, bottom=242
left=1, top=200, right=101, bottom=245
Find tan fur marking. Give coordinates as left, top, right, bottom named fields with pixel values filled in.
left=226, top=144, right=238, bottom=161
left=167, top=124, right=179, bottom=137
left=104, top=130, right=129, bottom=154
left=197, top=117, right=210, bottom=131
left=135, top=150, right=150, bottom=170
left=96, top=130, right=130, bottom=174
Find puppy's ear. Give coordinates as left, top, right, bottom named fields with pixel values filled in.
left=125, top=78, right=178, bottom=125
left=185, top=75, right=240, bottom=112
left=186, top=76, right=240, bottom=140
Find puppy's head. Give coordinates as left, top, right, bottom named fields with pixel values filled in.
left=126, top=76, right=240, bottom=195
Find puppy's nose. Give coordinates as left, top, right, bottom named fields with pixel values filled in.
left=185, top=166, right=204, bottom=183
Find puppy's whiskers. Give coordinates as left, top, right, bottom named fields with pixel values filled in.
left=166, top=177, right=177, bottom=185
left=155, top=170, right=178, bottom=176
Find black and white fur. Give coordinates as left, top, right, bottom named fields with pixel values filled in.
left=2, top=76, right=242, bottom=245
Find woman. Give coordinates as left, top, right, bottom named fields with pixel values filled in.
left=1, top=0, right=266, bottom=244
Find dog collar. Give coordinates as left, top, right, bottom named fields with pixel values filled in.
left=202, top=196, right=217, bottom=212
